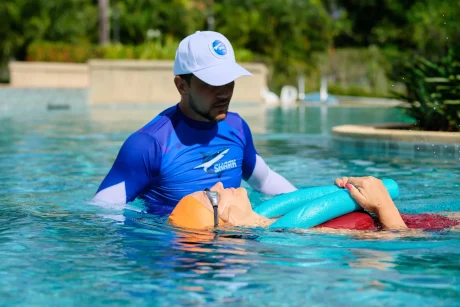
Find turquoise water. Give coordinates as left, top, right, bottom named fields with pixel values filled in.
left=1, top=105, right=459, bottom=306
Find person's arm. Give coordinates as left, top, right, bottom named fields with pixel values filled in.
left=93, top=133, right=162, bottom=203
left=339, top=176, right=407, bottom=230
left=241, top=120, right=297, bottom=195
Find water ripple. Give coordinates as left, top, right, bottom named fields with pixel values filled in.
left=0, top=109, right=458, bottom=306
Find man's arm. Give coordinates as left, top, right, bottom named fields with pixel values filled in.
left=93, top=133, right=162, bottom=203
left=241, top=120, right=297, bottom=196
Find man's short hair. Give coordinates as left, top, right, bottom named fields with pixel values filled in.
left=178, top=74, right=193, bottom=85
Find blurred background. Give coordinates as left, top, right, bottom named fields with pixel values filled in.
left=1, top=0, right=459, bottom=131
left=1, top=0, right=458, bottom=96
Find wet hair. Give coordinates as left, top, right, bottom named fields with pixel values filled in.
left=178, top=73, right=193, bottom=85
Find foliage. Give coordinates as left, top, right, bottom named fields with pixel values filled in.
left=2, top=0, right=460, bottom=102
left=326, top=0, right=417, bottom=49
left=407, top=0, right=460, bottom=59
left=100, top=41, right=178, bottom=60
left=395, top=49, right=460, bottom=132
left=213, top=0, right=331, bottom=92
left=27, top=42, right=95, bottom=63
left=26, top=41, right=254, bottom=63
left=326, top=0, right=460, bottom=56
left=313, top=47, right=392, bottom=96
left=0, top=0, right=97, bottom=64
left=2, top=0, right=328, bottom=90
left=111, top=0, right=205, bottom=44
left=327, top=85, right=390, bottom=98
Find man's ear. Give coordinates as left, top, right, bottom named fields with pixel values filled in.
left=174, top=76, right=189, bottom=96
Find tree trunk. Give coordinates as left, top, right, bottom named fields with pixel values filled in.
left=98, top=0, right=110, bottom=45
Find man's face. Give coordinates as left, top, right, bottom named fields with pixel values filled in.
left=188, top=76, right=235, bottom=122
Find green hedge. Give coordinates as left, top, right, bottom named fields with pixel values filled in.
left=27, top=42, right=95, bottom=63
left=27, top=41, right=254, bottom=63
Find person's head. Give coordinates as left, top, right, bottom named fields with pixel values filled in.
left=173, top=31, right=252, bottom=122
left=168, top=182, right=253, bottom=229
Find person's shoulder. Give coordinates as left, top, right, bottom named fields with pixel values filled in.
left=119, top=105, right=179, bottom=152
left=226, top=111, right=243, bottom=121
left=222, top=112, right=254, bottom=145
left=138, top=105, right=179, bottom=137
left=225, top=111, right=252, bottom=132
left=224, top=111, right=246, bottom=128
left=123, top=130, right=159, bottom=152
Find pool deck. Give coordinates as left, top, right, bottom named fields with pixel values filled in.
left=332, top=124, right=459, bottom=159
left=333, top=124, right=459, bottom=144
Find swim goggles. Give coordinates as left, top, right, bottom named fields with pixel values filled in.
left=204, top=188, right=219, bottom=227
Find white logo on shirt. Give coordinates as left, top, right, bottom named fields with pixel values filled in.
left=194, top=148, right=237, bottom=174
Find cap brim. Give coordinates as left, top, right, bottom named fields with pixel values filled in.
left=193, top=61, right=253, bottom=86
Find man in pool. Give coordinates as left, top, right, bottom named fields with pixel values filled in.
left=94, top=31, right=296, bottom=213
left=168, top=176, right=459, bottom=231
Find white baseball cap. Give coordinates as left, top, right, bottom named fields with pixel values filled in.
left=173, top=31, right=252, bottom=86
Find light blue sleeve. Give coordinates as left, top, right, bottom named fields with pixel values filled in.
left=241, top=119, right=297, bottom=195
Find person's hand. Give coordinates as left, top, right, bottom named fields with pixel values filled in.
left=334, top=176, right=349, bottom=188
left=342, top=176, right=394, bottom=214
left=335, top=176, right=407, bottom=229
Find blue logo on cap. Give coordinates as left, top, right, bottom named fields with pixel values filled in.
left=211, top=40, right=227, bottom=56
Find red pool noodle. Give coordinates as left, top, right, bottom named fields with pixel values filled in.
left=401, top=213, right=459, bottom=230
left=317, top=212, right=459, bottom=230
left=317, top=212, right=377, bottom=230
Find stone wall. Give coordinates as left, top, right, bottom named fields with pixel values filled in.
left=8, top=60, right=267, bottom=104
left=9, top=62, right=88, bottom=88
left=88, top=60, right=267, bottom=104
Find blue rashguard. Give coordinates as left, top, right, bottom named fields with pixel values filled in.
left=94, top=104, right=296, bottom=213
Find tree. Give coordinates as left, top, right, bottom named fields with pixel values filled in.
left=214, top=0, right=331, bottom=91
left=98, top=0, right=110, bottom=45
left=0, top=0, right=98, bottom=64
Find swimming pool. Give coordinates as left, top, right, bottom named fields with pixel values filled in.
left=1, top=105, right=459, bottom=306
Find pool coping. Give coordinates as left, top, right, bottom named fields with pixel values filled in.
left=332, top=123, right=459, bottom=144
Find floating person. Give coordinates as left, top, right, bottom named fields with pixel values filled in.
left=168, top=176, right=459, bottom=232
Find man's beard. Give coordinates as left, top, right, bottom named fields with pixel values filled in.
left=189, top=94, right=227, bottom=122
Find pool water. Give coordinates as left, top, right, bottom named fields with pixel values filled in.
left=1, top=105, right=459, bottom=306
